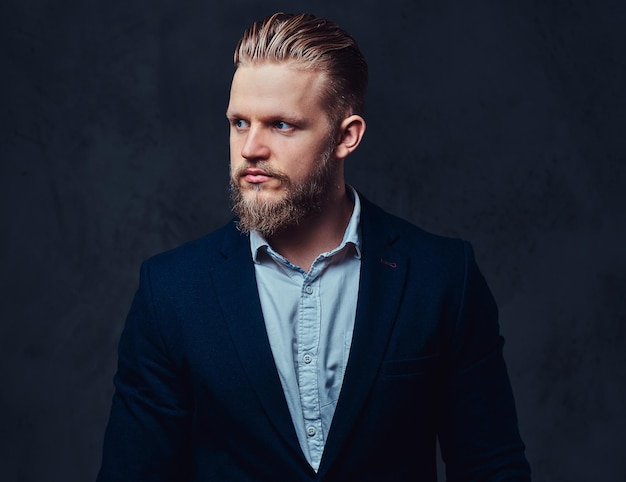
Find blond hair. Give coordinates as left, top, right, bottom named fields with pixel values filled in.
left=234, top=13, right=368, bottom=125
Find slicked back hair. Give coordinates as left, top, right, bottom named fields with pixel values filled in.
left=234, top=12, right=368, bottom=127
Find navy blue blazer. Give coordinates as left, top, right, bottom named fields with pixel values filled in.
left=98, top=196, right=530, bottom=481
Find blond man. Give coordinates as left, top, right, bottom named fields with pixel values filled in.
left=99, top=13, right=530, bottom=481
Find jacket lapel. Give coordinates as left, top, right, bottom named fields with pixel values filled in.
left=209, top=223, right=307, bottom=464
left=318, top=198, right=410, bottom=477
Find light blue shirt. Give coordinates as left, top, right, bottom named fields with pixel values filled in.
left=250, top=186, right=362, bottom=472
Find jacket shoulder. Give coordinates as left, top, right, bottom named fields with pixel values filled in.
left=142, top=219, right=246, bottom=274
left=359, top=194, right=471, bottom=266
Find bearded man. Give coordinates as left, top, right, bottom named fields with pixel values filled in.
left=98, top=12, right=530, bottom=481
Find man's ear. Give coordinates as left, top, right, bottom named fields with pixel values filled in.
left=334, top=115, right=366, bottom=160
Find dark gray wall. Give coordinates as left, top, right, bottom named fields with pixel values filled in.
left=2, top=0, right=625, bottom=480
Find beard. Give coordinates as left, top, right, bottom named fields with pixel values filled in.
left=229, top=146, right=337, bottom=238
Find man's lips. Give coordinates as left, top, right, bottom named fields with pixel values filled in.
left=242, top=169, right=272, bottom=183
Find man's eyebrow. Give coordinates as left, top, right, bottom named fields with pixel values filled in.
left=273, top=114, right=306, bottom=125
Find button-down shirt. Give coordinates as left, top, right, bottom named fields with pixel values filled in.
left=250, top=186, right=362, bottom=472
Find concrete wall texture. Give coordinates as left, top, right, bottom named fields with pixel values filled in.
left=2, top=0, right=625, bottom=480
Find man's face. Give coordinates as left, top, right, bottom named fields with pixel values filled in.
left=226, top=62, right=340, bottom=237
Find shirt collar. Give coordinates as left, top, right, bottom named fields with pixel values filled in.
left=250, top=185, right=362, bottom=264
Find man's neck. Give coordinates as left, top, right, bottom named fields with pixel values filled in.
left=267, top=186, right=354, bottom=273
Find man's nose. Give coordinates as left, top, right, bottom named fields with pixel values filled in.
left=240, top=126, right=270, bottom=161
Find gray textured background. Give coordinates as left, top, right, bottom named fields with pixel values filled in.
left=2, top=0, right=625, bottom=480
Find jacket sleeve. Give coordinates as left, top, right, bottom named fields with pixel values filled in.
left=438, top=242, right=531, bottom=481
left=97, top=260, right=193, bottom=481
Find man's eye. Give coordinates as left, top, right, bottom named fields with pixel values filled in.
left=275, top=121, right=292, bottom=130
left=234, top=119, right=248, bottom=129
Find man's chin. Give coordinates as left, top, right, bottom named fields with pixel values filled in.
left=239, top=186, right=286, bottom=205
left=232, top=193, right=305, bottom=237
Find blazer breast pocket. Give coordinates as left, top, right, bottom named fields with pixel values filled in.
left=380, top=354, right=439, bottom=379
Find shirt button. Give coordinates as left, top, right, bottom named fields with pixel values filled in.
left=305, top=286, right=313, bottom=294
left=303, top=354, right=312, bottom=364
left=307, top=426, right=316, bottom=436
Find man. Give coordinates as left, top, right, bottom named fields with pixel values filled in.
left=98, top=12, right=530, bottom=481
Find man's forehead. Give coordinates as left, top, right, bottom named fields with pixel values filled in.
left=227, top=62, right=328, bottom=114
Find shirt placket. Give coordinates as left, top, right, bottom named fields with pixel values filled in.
left=297, top=265, right=324, bottom=469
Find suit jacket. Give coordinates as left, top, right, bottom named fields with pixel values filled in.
left=98, top=196, right=530, bottom=481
